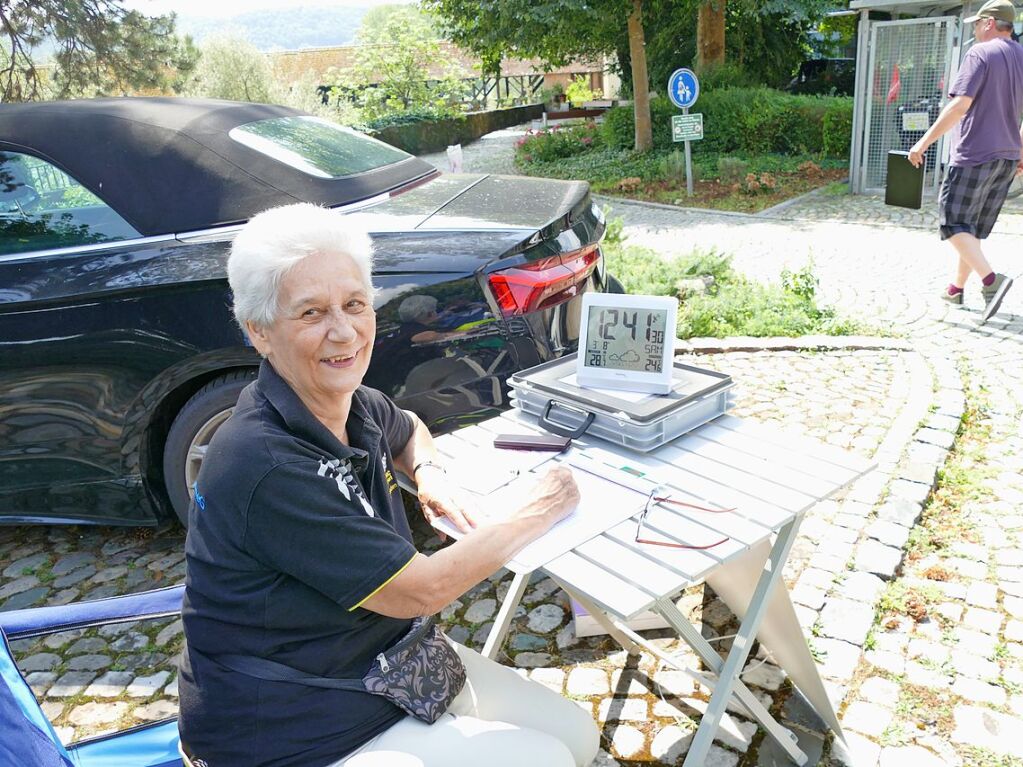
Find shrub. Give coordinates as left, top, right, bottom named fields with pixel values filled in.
left=659, top=150, right=687, bottom=185
left=692, top=61, right=754, bottom=90
left=565, top=75, right=600, bottom=106
left=823, top=103, right=854, bottom=158
left=513, top=122, right=601, bottom=164
left=717, top=157, right=749, bottom=184
left=600, top=89, right=853, bottom=159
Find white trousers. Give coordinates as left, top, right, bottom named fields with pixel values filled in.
left=334, top=643, right=600, bottom=767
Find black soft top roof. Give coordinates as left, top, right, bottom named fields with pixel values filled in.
left=0, top=97, right=435, bottom=237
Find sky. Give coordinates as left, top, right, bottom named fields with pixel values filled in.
left=124, top=0, right=414, bottom=19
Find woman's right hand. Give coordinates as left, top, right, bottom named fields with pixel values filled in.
left=511, top=466, right=580, bottom=531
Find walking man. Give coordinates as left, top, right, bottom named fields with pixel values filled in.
left=909, top=0, right=1023, bottom=322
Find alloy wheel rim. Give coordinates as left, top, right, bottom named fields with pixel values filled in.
left=184, top=407, right=234, bottom=501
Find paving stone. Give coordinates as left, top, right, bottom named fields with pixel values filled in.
left=464, top=598, right=496, bottom=624
left=439, top=599, right=462, bottom=621
left=3, top=553, right=49, bottom=579
left=512, top=652, right=551, bottom=668
left=792, top=583, right=826, bottom=610
left=867, top=521, right=911, bottom=550
left=67, top=654, right=111, bottom=672
left=53, top=566, right=96, bottom=589
left=125, top=671, right=171, bottom=698
left=1005, top=619, right=1023, bottom=643
left=41, top=701, right=64, bottom=721
left=855, top=541, right=903, bottom=579
left=24, top=671, right=57, bottom=696
left=446, top=625, right=470, bottom=645
left=964, top=581, right=999, bottom=608
left=878, top=745, right=946, bottom=767
left=50, top=671, right=98, bottom=697
left=110, top=632, right=150, bottom=652
left=526, top=603, right=564, bottom=633
left=888, top=478, right=932, bottom=505
left=528, top=667, right=564, bottom=692
left=859, top=676, right=900, bottom=708
left=41, top=629, right=84, bottom=650
left=842, top=700, right=892, bottom=737
left=155, top=620, right=183, bottom=647
left=949, top=650, right=999, bottom=681
left=90, top=566, right=129, bottom=584
left=68, top=701, right=129, bottom=726
left=740, top=661, right=785, bottom=691
left=1, top=586, right=51, bottom=610
left=952, top=677, right=1006, bottom=705
left=758, top=728, right=825, bottom=767
left=875, top=498, right=923, bottom=527
left=132, top=699, right=179, bottom=720
left=598, top=697, right=648, bottom=722
left=85, top=671, right=134, bottom=698
left=19, top=653, right=60, bottom=672
left=610, top=725, right=645, bottom=758
left=954, top=627, right=997, bottom=657
left=819, top=599, right=874, bottom=645
left=815, top=638, right=861, bottom=680
left=0, top=575, right=41, bottom=601
left=51, top=552, right=95, bottom=576
left=567, top=667, right=609, bottom=696
left=164, top=674, right=178, bottom=698
left=907, top=639, right=950, bottom=665
left=964, top=606, right=1002, bottom=634
left=67, top=637, right=108, bottom=655
left=650, top=724, right=693, bottom=764
left=904, top=661, right=951, bottom=690
left=951, top=705, right=1023, bottom=756
left=703, top=745, right=740, bottom=767
left=836, top=571, right=885, bottom=603
left=471, top=622, right=493, bottom=647
left=829, top=730, right=881, bottom=767
left=510, top=633, right=548, bottom=651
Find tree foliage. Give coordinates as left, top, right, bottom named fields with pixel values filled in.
left=337, top=5, right=467, bottom=121
left=0, top=0, right=197, bottom=102
left=187, top=35, right=273, bottom=103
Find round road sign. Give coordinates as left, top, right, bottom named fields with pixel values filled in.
left=667, top=68, right=700, bottom=110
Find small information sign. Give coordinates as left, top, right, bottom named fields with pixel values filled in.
left=901, top=111, right=930, bottom=131
left=672, top=113, right=704, bottom=142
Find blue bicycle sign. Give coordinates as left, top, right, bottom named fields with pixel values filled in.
left=668, top=68, right=700, bottom=110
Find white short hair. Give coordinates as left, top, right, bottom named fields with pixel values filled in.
left=228, top=203, right=375, bottom=329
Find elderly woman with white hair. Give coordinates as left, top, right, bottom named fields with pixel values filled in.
left=177, top=203, right=598, bottom=767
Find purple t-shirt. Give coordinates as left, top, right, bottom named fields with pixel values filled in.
left=948, top=37, right=1023, bottom=166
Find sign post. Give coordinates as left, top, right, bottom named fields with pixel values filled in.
left=667, top=68, right=701, bottom=196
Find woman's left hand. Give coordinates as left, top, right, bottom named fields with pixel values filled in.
left=416, top=467, right=478, bottom=537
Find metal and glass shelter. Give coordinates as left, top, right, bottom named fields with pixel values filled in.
left=847, top=1, right=1005, bottom=195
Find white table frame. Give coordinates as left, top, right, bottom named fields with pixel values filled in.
left=419, top=410, right=874, bottom=766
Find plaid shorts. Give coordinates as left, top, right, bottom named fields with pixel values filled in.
left=939, top=158, right=1018, bottom=240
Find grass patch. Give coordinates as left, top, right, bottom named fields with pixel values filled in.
left=518, top=147, right=848, bottom=213
left=876, top=581, right=942, bottom=627
left=603, top=236, right=868, bottom=339
left=960, top=748, right=1023, bottom=767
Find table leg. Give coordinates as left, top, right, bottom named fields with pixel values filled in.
left=655, top=599, right=806, bottom=765
left=677, top=518, right=807, bottom=767
left=480, top=571, right=531, bottom=660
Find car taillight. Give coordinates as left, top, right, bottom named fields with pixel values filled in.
left=488, top=245, right=600, bottom=317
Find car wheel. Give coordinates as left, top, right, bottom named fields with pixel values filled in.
left=606, top=273, right=626, bottom=294
left=162, top=370, right=256, bottom=526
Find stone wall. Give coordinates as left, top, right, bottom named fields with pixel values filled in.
left=370, top=104, right=544, bottom=155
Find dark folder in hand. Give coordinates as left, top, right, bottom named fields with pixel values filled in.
left=885, top=150, right=924, bottom=209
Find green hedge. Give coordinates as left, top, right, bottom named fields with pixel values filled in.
left=601, top=89, right=853, bottom=158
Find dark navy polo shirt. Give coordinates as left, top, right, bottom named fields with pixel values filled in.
left=178, top=360, right=417, bottom=767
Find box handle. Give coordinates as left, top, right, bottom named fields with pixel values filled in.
left=541, top=399, right=595, bottom=439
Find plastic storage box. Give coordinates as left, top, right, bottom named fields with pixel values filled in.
left=508, top=357, right=734, bottom=452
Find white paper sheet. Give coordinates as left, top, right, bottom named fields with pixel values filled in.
left=432, top=466, right=647, bottom=573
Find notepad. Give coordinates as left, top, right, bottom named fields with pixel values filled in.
left=885, top=150, right=924, bottom=209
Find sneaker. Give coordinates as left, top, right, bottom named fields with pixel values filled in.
left=981, top=273, right=1014, bottom=322
left=941, top=289, right=964, bottom=306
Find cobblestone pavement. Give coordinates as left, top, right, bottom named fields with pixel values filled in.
left=4, top=129, right=1023, bottom=766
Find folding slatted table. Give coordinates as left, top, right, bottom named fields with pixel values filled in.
left=427, top=408, right=875, bottom=766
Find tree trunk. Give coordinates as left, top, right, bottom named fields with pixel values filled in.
left=697, top=0, right=726, bottom=69
left=627, top=0, right=652, bottom=152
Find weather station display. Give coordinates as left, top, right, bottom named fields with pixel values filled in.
left=584, top=308, right=667, bottom=372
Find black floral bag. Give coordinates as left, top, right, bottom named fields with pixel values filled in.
left=208, top=616, right=466, bottom=724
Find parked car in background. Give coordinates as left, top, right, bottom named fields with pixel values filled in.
left=785, top=58, right=855, bottom=96
left=0, top=98, right=613, bottom=527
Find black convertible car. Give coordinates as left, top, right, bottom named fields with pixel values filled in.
left=0, top=98, right=613, bottom=527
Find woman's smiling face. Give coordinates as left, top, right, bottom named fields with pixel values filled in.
left=247, top=249, right=375, bottom=409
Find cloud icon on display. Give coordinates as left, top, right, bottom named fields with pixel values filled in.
left=619, top=349, right=640, bottom=363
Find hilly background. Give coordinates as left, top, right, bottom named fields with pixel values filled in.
left=175, top=5, right=371, bottom=50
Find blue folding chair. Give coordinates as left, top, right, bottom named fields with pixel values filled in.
left=0, top=585, right=186, bottom=767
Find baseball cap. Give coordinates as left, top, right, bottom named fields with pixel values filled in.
left=963, top=0, right=1018, bottom=24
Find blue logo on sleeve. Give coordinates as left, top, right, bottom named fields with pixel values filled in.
left=193, top=483, right=207, bottom=510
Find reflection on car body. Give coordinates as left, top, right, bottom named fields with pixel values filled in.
left=0, top=98, right=612, bottom=527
